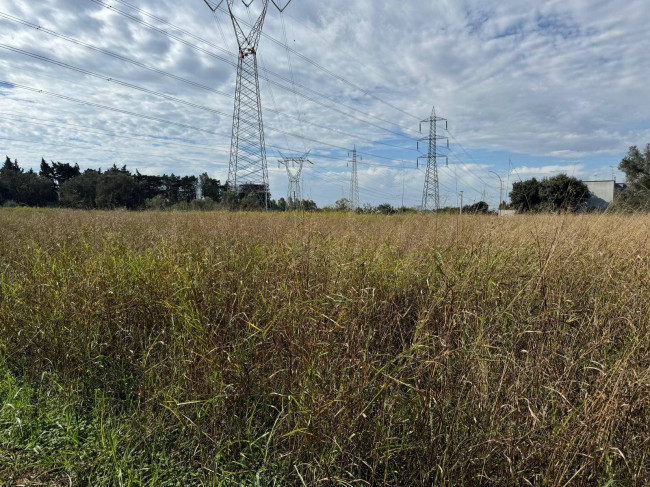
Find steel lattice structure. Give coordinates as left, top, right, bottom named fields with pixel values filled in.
left=203, top=0, right=293, bottom=208
left=278, top=151, right=311, bottom=209
left=348, top=146, right=360, bottom=211
left=418, top=106, right=448, bottom=211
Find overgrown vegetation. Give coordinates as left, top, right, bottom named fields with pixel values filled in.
left=1, top=209, right=649, bottom=485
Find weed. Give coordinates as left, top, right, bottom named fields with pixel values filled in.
left=1, top=208, right=649, bottom=485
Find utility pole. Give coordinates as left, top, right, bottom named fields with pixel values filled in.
left=279, top=151, right=311, bottom=210
left=506, top=157, right=512, bottom=203
left=348, top=145, right=360, bottom=211
left=418, top=106, right=448, bottom=211
left=202, top=0, right=293, bottom=209
left=610, top=165, right=616, bottom=182
left=459, top=190, right=464, bottom=215
left=489, top=171, right=504, bottom=213
left=401, top=160, right=405, bottom=209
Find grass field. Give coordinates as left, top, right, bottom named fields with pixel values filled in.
left=1, top=208, right=649, bottom=485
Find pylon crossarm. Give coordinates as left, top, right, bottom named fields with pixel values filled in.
left=227, top=0, right=269, bottom=50
left=271, top=0, right=293, bottom=12
left=203, top=0, right=225, bottom=12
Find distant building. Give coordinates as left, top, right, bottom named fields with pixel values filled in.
left=584, top=180, right=627, bottom=210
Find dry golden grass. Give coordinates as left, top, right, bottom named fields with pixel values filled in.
left=1, top=208, right=649, bottom=485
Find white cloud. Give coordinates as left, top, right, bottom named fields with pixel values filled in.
left=0, top=0, right=648, bottom=208
left=511, top=164, right=585, bottom=178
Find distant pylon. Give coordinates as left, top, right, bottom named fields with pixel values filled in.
left=279, top=151, right=311, bottom=209
left=418, top=106, right=448, bottom=211
left=348, top=146, right=360, bottom=210
left=202, top=0, right=294, bottom=208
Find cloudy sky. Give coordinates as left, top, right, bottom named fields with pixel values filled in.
left=1, top=0, right=649, bottom=208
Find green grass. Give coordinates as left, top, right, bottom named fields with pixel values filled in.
left=1, top=208, right=649, bottom=485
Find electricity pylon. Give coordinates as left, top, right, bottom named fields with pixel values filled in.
left=418, top=106, right=448, bottom=211
left=279, top=151, right=311, bottom=209
left=202, top=0, right=294, bottom=208
left=348, top=146, right=361, bottom=211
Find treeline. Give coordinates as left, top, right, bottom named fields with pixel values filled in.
left=0, top=157, right=318, bottom=211
left=0, top=156, right=214, bottom=209
left=327, top=198, right=491, bottom=215
left=509, top=174, right=590, bottom=212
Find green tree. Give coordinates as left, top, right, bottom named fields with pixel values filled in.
left=3, top=156, right=19, bottom=172
left=59, top=170, right=101, bottom=209
left=240, top=192, right=264, bottom=211
left=538, top=174, right=589, bottom=211
left=1, top=157, right=56, bottom=206
left=510, top=175, right=589, bottom=212
left=335, top=198, right=351, bottom=211
left=376, top=203, right=396, bottom=215
left=39, top=158, right=55, bottom=182
left=221, top=191, right=240, bottom=210
left=619, top=144, right=650, bottom=188
left=53, top=162, right=81, bottom=186
left=397, top=206, right=416, bottom=214
left=39, top=159, right=81, bottom=186
left=95, top=167, right=140, bottom=209
left=199, top=173, right=224, bottom=202
left=510, top=178, right=541, bottom=212
left=0, top=157, right=19, bottom=203
left=301, top=199, right=318, bottom=212
left=238, top=183, right=269, bottom=209
left=134, top=172, right=164, bottom=201
left=163, top=174, right=182, bottom=204
left=618, top=144, right=650, bottom=209
left=463, top=201, right=489, bottom=214
left=179, top=176, right=198, bottom=203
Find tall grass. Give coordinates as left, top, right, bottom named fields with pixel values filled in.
left=1, top=208, right=649, bottom=485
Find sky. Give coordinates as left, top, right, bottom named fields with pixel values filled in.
left=0, top=0, right=649, bottom=208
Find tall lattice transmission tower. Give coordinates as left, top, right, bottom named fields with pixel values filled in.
left=348, top=146, right=361, bottom=211
left=418, top=106, right=448, bottom=211
left=202, top=0, right=294, bottom=207
left=279, top=151, right=311, bottom=209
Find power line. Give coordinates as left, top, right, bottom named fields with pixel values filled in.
left=111, top=0, right=422, bottom=123
left=278, top=10, right=307, bottom=152
left=444, top=151, right=490, bottom=198
left=84, top=1, right=420, bottom=140
left=0, top=112, right=230, bottom=153
left=0, top=111, right=412, bottom=190
left=0, top=12, right=232, bottom=97
left=445, top=125, right=495, bottom=190
left=0, top=35, right=419, bottom=154
left=1, top=80, right=418, bottom=175
left=0, top=43, right=235, bottom=118
left=0, top=136, right=228, bottom=168
left=1, top=5, right=492, bottom=205
left=0, top=130, right=406, bottom=202
left=2, top=73, right=492, bottom=204
left=1, top=77, right=421, bottom=167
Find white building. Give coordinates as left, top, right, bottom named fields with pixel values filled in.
left=584, top=180, right=627, bottom=210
